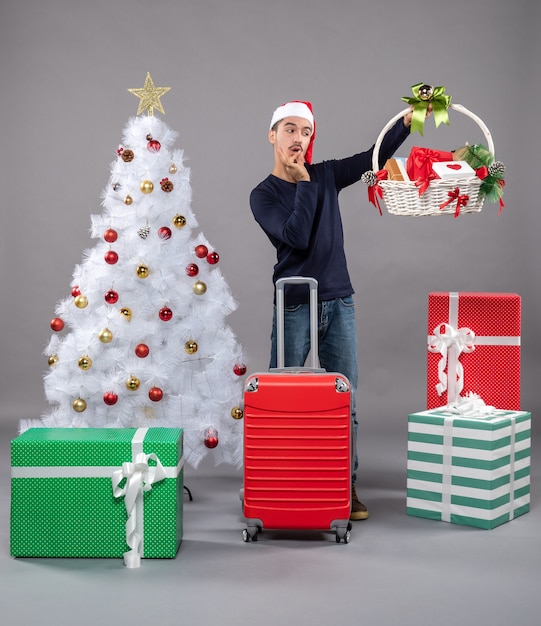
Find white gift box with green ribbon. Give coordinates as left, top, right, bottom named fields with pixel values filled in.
left=407, top=408, right=531, bottom=529
left=11, top=427, right=183, bottom=566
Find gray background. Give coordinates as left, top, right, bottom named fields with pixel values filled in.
left=0, top=0, right=539, bottom=430
left=1, top=1, right=540, bottom=625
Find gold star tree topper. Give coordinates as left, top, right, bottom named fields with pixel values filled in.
left=128, top=72, right=171, bottom=116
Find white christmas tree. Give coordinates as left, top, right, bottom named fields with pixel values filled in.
left=25, top=74, right=247, bottom=468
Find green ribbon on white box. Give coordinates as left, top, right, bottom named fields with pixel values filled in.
left=407, top=407, right=531, bottom=529
left=11, top=427, right=183, bottom=567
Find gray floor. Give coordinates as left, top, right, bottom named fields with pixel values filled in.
left=1, top=417, right=539, bottom=626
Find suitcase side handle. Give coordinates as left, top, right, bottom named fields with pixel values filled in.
left=275, top=276, right=320, bottom=371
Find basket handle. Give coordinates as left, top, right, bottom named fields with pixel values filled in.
left=371, top=103, right=495, bottom=173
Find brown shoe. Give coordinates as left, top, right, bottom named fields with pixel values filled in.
left=350, top=484, right=369, bottom=521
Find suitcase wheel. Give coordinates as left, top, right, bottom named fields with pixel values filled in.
left=336, top=529, right=351, bottom=544
left=242, top=527, right=259, bottom=542
left=335, top=522, right=352, bottom=544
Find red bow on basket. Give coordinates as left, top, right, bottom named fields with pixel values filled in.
left=439, top=187, right=469, bottom=218
left=366, top=169, right=388, bottom=215
left=414, top=171, right=439, bottom=196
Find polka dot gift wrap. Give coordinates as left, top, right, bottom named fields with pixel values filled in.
left=427, top=292, right=521, bottom=411
left=10, top=428, right=183, bottom=565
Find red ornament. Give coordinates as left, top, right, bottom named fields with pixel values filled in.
left=104, top=289, right=119, bottom=304
left=71, top=286, right=81, bottom=297
left=204, top=427, right=219, bottom=449
left=103, top=229, right=118, bottom=243
left=158, top=226, right=172, bottom=240
left=147, top=139, right=161, bottom=153
left=135, top=343, right=150, bottom=358
left=159, top=306, right=173, bottom=321
left=103, top=392, right=118, bottom=406
left=104, top=250, right=119, bottom=265
left=116, top=147, right=124, bottom=156
left=195, top=244, right=208, bottom=258
left=206, top=251, right=219, bottom=265
left=50, top=318, right=64, bottom=332
left=148, top=387, right=163, bottom=402
left=185, top=263, right=199, bottom=277
left=234, top=363, right=247, bottom=376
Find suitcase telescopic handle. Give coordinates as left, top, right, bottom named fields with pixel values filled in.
left=275, top=276, right=320, bottom=371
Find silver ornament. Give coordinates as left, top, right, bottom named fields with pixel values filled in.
left=138, top=225, right=151, bottom=239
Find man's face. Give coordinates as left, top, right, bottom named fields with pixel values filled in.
left=269, top=116, right=313, bottom=162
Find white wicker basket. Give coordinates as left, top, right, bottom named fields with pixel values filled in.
left=371, top=103, right=495, bottom=217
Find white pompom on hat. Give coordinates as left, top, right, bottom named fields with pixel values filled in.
left=269, top=100, right=316, bottom=164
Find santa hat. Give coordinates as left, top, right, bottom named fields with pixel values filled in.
left=269, top=100, right=316, bottom=164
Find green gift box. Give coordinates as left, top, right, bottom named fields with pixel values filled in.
left=11, top=427, right=183, bottom=566
left=407, top=408, right=531, bottom=529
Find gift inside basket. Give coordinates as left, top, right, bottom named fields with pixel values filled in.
left=363, top=84, right=505, bottom=217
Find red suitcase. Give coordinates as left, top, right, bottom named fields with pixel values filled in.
left=241, top=276, right=352, bottom=543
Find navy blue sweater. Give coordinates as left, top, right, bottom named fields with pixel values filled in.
left=250, top=118, right=411, bottom=304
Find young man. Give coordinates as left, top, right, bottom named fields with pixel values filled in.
left=250, top=100, right=414, bottom=521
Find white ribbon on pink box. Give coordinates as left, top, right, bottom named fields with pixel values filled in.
left=427, top=292, right=521, bottom=404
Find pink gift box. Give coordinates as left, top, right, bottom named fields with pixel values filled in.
left=427, top=292, right=521, bottom=410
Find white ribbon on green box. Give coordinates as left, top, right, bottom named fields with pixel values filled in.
left=427, top=292, right=521, bottom=402
left=111, top=428, right=183, bottom=568
left=11, top=427, right=183, bottom=563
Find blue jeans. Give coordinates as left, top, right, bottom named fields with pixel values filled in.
left=270, top=296, right=359, bottom=484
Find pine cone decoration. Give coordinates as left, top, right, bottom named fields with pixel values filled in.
left=361, top=171, right=377, bottom=186
left=160, top=178, right=174, bottom=192
left=488, top=161, right=505, bottom=178
left=138, top=225, right=151, bottom=239
left=121, top=149, right=135, bottom=163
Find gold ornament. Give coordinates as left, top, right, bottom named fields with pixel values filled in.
left=184, top=340, right=198, bottom=354
left=193, top=280, right=207, bottom=295
left=98, top=328, right=113, bottom=343
left=72, top=398, right=87, bottom=413
left=120, top=307, right=133, bottom=321
left=48, top=354, right=59, bottom=367
left=140, top=180, right=154, bottom=194
left=172, top=214, right=186, bottom=228
left=126, top=375, right=141, bottom=391
left=74, top=295, right=88, bottom=308
left=127, top=72, right=171, bottom=116
left=169, top=163, right=177, bottom=174
left=136, top=264, right=150, bottom=278
left=78, top=356, right=92, bottom=370
left=124, top=194, right=133, bottom=205
left=230, top=406, right=244, bottom=420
